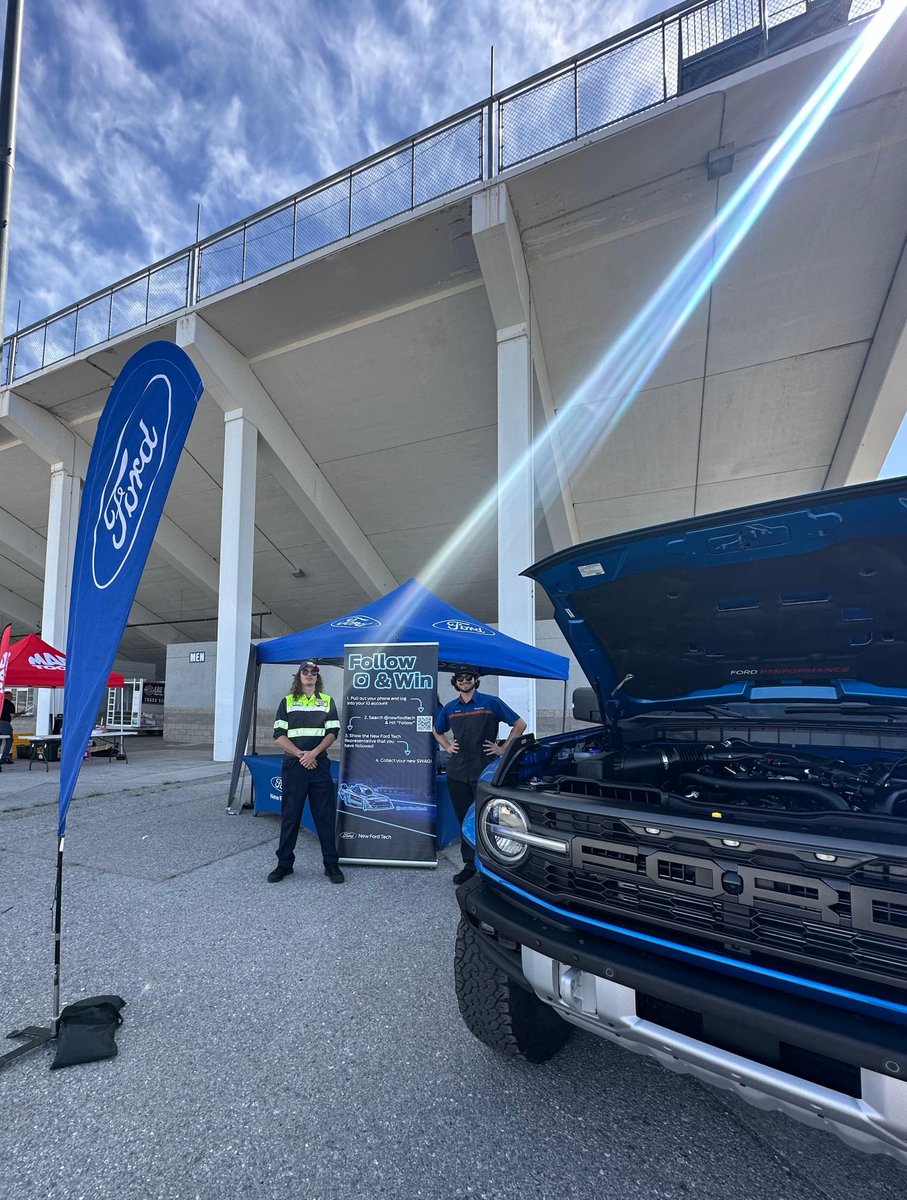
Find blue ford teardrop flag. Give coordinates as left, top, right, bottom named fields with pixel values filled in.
left=58, top=342, right=203, bottom=836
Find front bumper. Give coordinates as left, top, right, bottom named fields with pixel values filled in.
left=457, top=876, right=907, bottom=1163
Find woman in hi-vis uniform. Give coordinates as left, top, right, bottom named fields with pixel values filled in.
left=269, top=660, right=344, bottom=884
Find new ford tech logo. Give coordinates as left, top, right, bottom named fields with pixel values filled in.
left=331, top=615, right=381, bottom=629
left=432, top=619, right=494, bottom=636
left=92, top=375, right=172, bottom=590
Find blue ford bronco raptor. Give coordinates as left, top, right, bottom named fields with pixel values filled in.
left=455, top=476, right=907, bottom=1164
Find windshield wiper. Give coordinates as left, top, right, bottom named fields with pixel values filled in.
left=782, top=704, right=907, bottom=724
left=622, top=705, right=754, bottom=722
left=624, top=703, right=907, bottom=727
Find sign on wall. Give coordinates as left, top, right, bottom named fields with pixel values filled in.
left=337, top=642, right=438, bottom=866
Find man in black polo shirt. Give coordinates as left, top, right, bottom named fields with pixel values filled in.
left=434, top=664, right=527, bottom=884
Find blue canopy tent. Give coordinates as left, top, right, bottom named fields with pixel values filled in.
left=257, top=578, right=570, bottom=677
left=227, top=578, right=570, bottom=810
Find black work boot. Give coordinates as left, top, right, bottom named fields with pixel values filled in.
left=325, top=866, right=345, bottom=884
left=267, top=865, right=293, bottom=883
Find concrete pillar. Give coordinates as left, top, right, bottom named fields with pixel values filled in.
left=214, top=409, right=257, bottom=760
left=38, top=463, right=80, bottom=735
left=497, top=323, right=536, bottom=729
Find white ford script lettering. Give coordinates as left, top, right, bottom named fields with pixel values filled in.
left=92, top=374, right=172, bottom=590
left=102, top=420, right=159, bottom=550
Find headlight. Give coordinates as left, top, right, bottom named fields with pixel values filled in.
left=479, top=798, right=529, bottom=866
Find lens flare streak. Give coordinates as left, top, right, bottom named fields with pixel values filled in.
left=410, top=2, right=905, bottom=616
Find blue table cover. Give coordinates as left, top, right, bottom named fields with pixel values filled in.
left=241, top=754, right=460, bottom=849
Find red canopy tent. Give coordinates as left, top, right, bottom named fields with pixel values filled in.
left=3, top=634, right=124, bottom=688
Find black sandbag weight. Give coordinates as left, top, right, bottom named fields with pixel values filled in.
left=50, top=995, right=126, bottom=1070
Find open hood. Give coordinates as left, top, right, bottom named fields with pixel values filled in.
left=525, top=476, right=907, bottom=720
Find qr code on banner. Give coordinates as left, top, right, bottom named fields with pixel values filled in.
left=416, top=716, right=433, bottom=732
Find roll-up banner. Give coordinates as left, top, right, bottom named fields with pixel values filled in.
left=337, top=642, right=438, bottom=866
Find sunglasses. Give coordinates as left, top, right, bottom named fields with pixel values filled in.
left=300, top=667, right=319, bottom=675
left=455, top=673, right=477, bottom=681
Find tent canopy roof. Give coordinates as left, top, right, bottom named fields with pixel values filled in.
left=256, top=578, right=569, bottom=681
left=3, top=633, right=125, bottom=688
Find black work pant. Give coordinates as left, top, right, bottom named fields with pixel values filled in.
left=277, top=757, right=339, bottom=869
left=446, top=777, right=479, bottom=867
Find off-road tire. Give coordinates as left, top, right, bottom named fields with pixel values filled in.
left=454, top=917, right=573, bottom=1062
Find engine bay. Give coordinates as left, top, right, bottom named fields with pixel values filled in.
left=510, top=731, right=907, bottom=827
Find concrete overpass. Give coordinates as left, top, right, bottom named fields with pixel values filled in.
left=0, top=0, right=905, bottom=754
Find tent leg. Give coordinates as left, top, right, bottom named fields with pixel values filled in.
left=226, top=647, right=259, bottom=814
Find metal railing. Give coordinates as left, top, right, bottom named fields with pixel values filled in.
left=1, top=0, right=882, bottom=385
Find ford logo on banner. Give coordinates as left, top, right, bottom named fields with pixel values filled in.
left=432, top=619, right=494, bottom=636
left=92, top=375, right=171, bottom=590
left=332, top=615, right=381, bottom=629
left=270, top=776, right=283, bottom=792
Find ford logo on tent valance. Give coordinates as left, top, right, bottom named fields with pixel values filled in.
left=432, top=619, right=494, bottom=636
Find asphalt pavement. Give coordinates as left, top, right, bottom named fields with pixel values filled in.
left=0, top=739, right=904, bottom=1199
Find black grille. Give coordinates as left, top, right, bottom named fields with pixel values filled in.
left=873, top=900, right=907, bottom=931
left=515, top=853, right=907, bottom=991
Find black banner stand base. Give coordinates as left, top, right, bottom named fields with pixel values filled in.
left=0, top=1025, right=54, bottom=1069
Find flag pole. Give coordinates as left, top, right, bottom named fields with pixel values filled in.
left=51, top=834, right=64, bottom=1035
left=0, top=0, right=25, bottom=346
left=0, top=2, right=55, bottom=1066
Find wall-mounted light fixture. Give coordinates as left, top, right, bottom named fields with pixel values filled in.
left=707, top=142, right=736, bottom=181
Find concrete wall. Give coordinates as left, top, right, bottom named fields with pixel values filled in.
left=165, top=641, right=347, bottom=747
left=164, top=641, right=221, bottom=743
left=164, top=622, right=593, bottom=747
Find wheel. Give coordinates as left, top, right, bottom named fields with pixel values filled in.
left=454, top=917, right=573, bottom=1062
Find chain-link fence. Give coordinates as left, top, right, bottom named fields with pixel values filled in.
left=197, top=111, right=482, bottom=302
left=2, top=0, right=882, bottom=383
left=499, top=0, right=880, bottom=169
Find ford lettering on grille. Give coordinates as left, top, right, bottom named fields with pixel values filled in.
left=92, top=375, right=171, bottom=590
left=570, top=836, right=907, bottom=943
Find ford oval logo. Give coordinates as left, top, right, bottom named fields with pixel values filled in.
left=92, top=374, right=172, bottom=590
left=432, top=619, right=494, bottom=636
left=270, top=776, right=283, bottom=792
left=331, top=615, right=381, bottom=629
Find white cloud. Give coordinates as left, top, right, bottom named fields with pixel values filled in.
left=6, top=0, right=663, bottom=334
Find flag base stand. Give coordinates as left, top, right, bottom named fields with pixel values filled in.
left=0, top=837, right=64, bottom=1073
left=0, top=1024, right=54, bottom=1069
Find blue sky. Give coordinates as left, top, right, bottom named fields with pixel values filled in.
left=7, top=0, right=665, bottom=335
left=10, top=1, right=904, bottom=478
